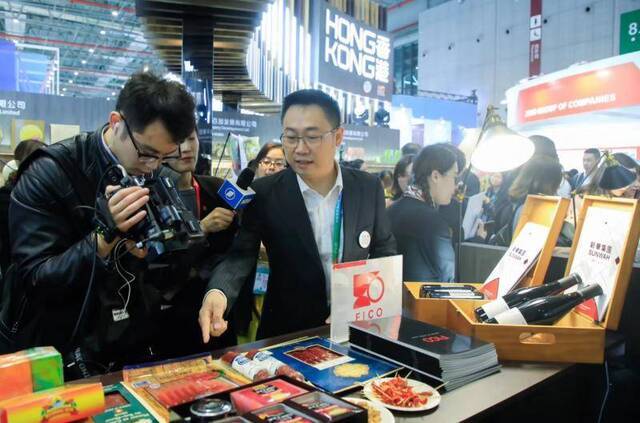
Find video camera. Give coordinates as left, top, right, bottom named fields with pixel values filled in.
left=96, top=166, right=206, bottom=256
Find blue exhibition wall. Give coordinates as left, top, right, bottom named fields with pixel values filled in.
left=0, top=40, right=17, bottom=92
left=392, top=94, right=478, bottom=144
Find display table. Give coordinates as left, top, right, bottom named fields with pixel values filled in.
left=87, top=326, right=572, bottom=422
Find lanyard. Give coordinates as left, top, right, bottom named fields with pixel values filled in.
left=192, top=177, right=201, bottom=217
left=332, top=191, right=343, bottom=264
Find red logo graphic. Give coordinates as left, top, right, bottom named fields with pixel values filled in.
left=576, top=298, right=599, bottom=321
left=479, top=277, right=500, bottom=300
left=353, top=271, right=385, bottom=309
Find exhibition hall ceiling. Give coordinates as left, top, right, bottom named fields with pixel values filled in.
left=0, top=0, right=167, bottom=100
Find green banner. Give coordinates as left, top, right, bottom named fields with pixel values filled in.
left=620, top=9, right=640, bottom=54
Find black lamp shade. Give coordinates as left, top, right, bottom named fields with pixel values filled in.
left=599, top=165, right=637, bottom=190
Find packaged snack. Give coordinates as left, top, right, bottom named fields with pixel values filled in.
left=245, top=351, right=304, bottom=382
left=221, top=352, right=270, bottom=381
left=249, top=404, right=320, bottom=423
left=92, top=383, right=158, bottom=423
left=0, top=383, right=104, bottom=423
left=288, top=392, right=365, bottom=422
left=230, top=379, right=308, bottom=414
left=0, top=347, right=63, bottom=401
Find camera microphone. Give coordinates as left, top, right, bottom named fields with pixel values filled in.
left=217, top=167, right=256, bottom=210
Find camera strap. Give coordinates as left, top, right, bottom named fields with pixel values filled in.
left=192, top=176, right=201, bottom=216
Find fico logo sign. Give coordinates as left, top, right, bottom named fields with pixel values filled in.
left=353, top=271, right=385, bottom=320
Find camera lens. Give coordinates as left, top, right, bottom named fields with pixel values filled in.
left=190, top=399, right=233, bottom=422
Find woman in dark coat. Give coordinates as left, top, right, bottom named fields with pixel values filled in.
left=388, top=144, right=459, bottom=282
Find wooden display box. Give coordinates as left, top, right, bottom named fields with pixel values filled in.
left=404, top=195, right=569, bottom=325
left=404, top=195, right=640, bottom=363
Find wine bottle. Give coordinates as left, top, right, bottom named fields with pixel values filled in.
left=475, top=274, right=582, bottom=322
left=486, top=283, right=603, bottom=325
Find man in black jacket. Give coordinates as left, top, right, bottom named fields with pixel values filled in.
left=4, top=72, right=196, bottom=374
left=199, top=89, right=397, bottom=341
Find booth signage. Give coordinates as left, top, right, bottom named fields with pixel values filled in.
left=0, top=90, right=114, bottom=148
left=341, top=124, right=400, bottom=161
left=516, top=62, right=640, bottom=124
left=0, top=98, right=26, bottom=117
left=620, top=9, right=640, bottom=54
left=315, top=2, right=393, bottom=101
left=330, top=255, right=403, bottom=342
left=529, top=0, right=542, bottom=77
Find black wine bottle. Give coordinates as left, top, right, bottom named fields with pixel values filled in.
left=485, top=283, right=603, bottom=325
left=475, top=274, right=582, bottom=322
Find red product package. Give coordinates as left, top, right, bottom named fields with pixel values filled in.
left=288, top=392, right=361, bottom=421
left=230, top=379, right=308, bottom=414
left=145, top=371, right=237, bottom=408
left=251, top=404, right=320, bottom=423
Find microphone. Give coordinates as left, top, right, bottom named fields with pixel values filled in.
left=236, top=167, right=255, bottom=191
left=217, top=167, right=256, bottom=210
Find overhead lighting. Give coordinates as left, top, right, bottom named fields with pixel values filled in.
left=111, top=91, right=116, bottom=96
left=12, top=18, right=19, bottom=23
left=100, top=30, right=106, bottom=35
left=143, top=65, right=149, bottom=72
left=164, top=72, right=183, bottom=83
left=89, top=48, right=94, bottom=54
left=73, top=71, right=79, bottom=76
left=111, top=11, right=119, bottom=17
left=107, top=97, right=111, bottom=101
left=62, top=87, right=67, bottom=91
left=69, top=79, right=73, bottom=84
left=81, top=59, right=87, bottom=64
left=470, top=106, right=534, bottom=172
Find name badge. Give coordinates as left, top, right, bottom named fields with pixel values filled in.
left=112, top=308, right=130, bottom=322
left=358, top=230, right=371, bottom=249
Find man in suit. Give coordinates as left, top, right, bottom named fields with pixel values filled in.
left=571, top=148, right=600, bottom=189
left=198, top=89, right=396, bottom=341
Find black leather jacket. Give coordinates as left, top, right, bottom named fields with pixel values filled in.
left=7, top=126, right=162, bottom=366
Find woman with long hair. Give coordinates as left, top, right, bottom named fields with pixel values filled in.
left=387, top=145, right=458, bottom=281
left=390, top=153, right=415, bottom=202
left=490, top=157, right=562, bottom=245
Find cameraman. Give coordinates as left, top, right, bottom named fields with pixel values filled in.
left=2, top=72, right=195, bottom=376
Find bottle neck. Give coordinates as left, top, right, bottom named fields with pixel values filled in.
left=557, top=274, right=581, bottom=289
left=577, top=284, right=602, bottom=300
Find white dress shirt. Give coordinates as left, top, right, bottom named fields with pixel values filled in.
left=296, top=165, right=344, bottom=303
left=206, top=165, right=345, bottom=306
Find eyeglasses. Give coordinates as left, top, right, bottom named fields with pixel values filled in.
left=280, top=127, right=338, bottom=149
left=120, top=115, right=181, bottom=163
left=260, top=158, right=286, bottom=168
left=445, top=171, right=458, bottom=180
